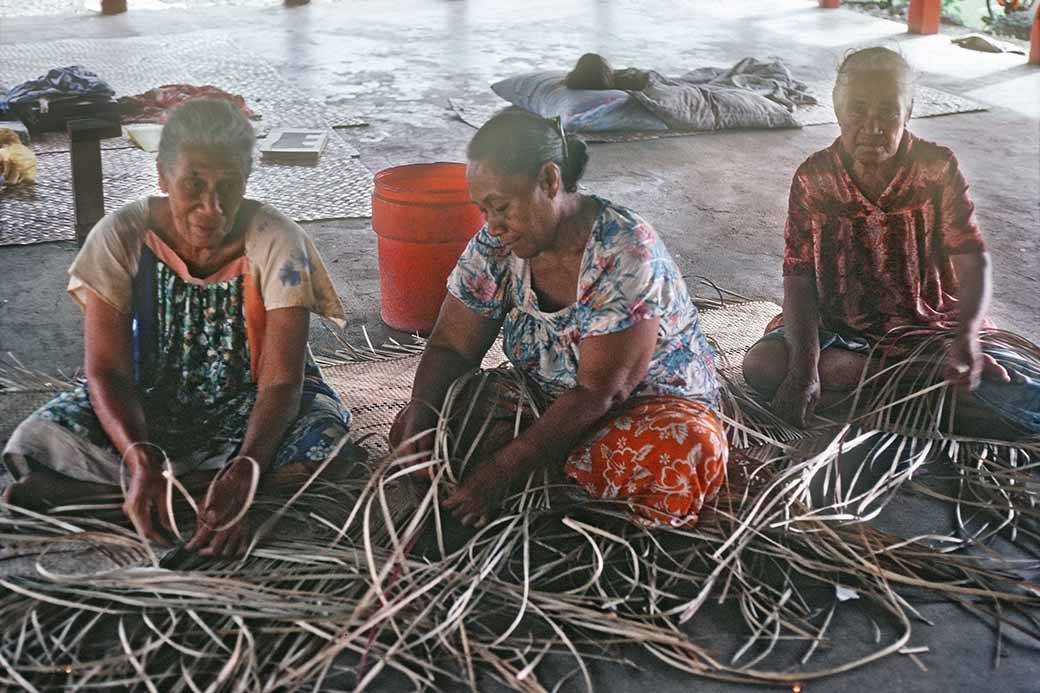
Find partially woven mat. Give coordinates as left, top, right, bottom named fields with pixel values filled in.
left=699, top=299, right=777, bottom=383
left=449, top=83, right=986, bottom=142
left=322, top=341, right=509, bottom=455
left=0, top=300, right=779, bottom=452
left=0, top=32, right=372, bottom=247
left=0, top=391, right=61, bottom=449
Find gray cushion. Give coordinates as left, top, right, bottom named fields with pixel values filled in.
left=491, top=70, right=668, bottom=132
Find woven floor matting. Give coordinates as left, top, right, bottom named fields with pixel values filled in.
left=449, top=82, right=986, bottom=142
left=0, top=32, right=372, bottom=247
left=322, top=341, right=510, bottom=456
left=0, top=300, right=779, bottom=453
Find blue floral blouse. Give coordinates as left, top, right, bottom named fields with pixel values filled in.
left=447, top=196, right=719, bottom=405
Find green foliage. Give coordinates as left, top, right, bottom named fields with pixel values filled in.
left=942, top=0, right=965, bottom=18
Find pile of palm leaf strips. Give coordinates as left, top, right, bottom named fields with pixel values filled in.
left=0, top=317, right=1038, bottom=691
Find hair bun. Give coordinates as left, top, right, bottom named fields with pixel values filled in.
left=563, top=135, right=588, bottom=192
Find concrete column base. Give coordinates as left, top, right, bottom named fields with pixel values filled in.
left=1030, top=5, right=1039, bottom=65
left=907, top=0, right=941, bottom=34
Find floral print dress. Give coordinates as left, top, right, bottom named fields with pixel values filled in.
left=445, top=196, right=727, bottom=528
left=447, top=195, right=718, bottom=404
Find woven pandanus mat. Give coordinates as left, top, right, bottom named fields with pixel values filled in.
left=0, top=390, right=62, bottom=447
left=0, top=301, right=779, bottom=452
left=322, top=300, right=779, bottom=452
left=699, top=299, right=778, bottom=385
left=0, top=134, right=373, bottom=246
left=322, top=341, right=508, bottom=455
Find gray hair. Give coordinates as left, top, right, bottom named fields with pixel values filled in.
left=157, top=98, right=256, bottom=178
left=832, top=47, right=914, bottom=115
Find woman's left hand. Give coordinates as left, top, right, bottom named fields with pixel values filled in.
left=443, top=457, right=522, bottom=528
left=946, top=332, right=1010, bottom=392
left=186, top=459, right=256, bottom=557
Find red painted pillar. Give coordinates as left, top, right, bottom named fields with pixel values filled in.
left=1030, top=4, right=1040, bottom=65
left=907, top=0, right=942, bottom=34
left=819, top=0, right=840, bottom=8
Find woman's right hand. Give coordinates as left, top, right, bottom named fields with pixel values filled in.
left=389, top=401, right=438, bottom=478
left=122, top=448, right=174, bottom=544
left=772, top=369, right=821, bottom=428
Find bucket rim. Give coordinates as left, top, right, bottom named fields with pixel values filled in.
left=373, top=161, right=470, bottom=196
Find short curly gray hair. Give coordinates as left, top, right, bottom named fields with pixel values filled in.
left=833, top=47, right=914, bottom=116
left=157, top=98, right=255, bottom=178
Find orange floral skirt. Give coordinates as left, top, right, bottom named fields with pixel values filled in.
left=419, top=371, right=729, bottom=530
left=564, top=396, right=728, bottom=528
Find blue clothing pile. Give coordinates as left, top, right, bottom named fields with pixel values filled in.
left=0, top=65, right=114, bottom=117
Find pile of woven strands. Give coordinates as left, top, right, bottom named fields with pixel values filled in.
left=0, top=298, right=1038, bottom=691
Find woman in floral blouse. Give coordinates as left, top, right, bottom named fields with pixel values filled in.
left=391, top=110, right=727, bottom=529
left=2, top=99, right=352, bottom=556
left=742, top=47, right=1038, bottom=437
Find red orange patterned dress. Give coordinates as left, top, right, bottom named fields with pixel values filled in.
left=779, top=132, right=986, bottom=342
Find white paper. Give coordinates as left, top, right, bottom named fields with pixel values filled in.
left=126, top=124, right=163, bottom=153
left=835, top=585, right=860, bottom=602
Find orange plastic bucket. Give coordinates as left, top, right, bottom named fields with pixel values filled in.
left=371, top=162, right=484, bottom=334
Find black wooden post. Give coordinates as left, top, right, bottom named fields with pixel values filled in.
left=68, top=117, right=122, bottom=246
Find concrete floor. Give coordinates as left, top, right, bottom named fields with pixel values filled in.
left=1, top=0, right=1039, bottom=690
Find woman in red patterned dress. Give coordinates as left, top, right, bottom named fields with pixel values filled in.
left=742, top=47, right=1038, bottom=438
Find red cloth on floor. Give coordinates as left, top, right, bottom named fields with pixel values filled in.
left=118, top=84, right=254, bottom=123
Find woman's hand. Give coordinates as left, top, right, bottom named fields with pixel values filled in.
left=123, top=449, right=174, bottom=545
left=86, top=292, right=171, bottom=543
left=186, top=459, right=256, bottom=558
left=947, top=254, right=1008, bottom=392
left=946, top=332, right=1010, bottom=392
left=442, top=455, right=522, bottom=528
left=394, top=294, right=504, bottom=479
left=772, top=368, right=821, bottom=427
left=389, top=401, right=438, bottom=479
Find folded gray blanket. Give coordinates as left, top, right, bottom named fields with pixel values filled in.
left=630, top=58, right=816, bottom=131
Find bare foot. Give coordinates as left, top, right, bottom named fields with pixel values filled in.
left=1, top=476, right=46, bottom=510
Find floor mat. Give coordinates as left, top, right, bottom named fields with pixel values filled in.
left=0, top=32, right=372, bottom=247
left=0, top=135, right=373, bottom=246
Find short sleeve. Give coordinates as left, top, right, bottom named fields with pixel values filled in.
left=67, top=199, right=148, bottom=313
left=782, top=169, right=816, bottom=277
left=446, top=225, right=512, bottom=320
left=939, top=153, right=985, bottom=256
left=247, top=206, right=346, bottom=327
left=583, top=220, right=674, bottom=338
